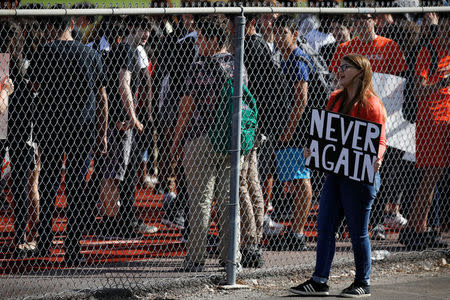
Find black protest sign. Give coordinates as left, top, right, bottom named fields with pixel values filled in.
left=305, top=108, right=382, bottom=185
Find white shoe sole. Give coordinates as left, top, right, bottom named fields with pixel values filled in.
left=161, top=218, right=185, bottom=230
left=289, top=288, right=329, bottom=296
left=339, top=292, right=371, bottom=298
left=136, top=226, right=159, bottom=234
left=384, top=221, right=407, bottom=229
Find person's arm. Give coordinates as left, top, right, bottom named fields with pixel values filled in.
left=96, top=86, right=108, bottom=154
left=279, top=80, right=308, bottom=143
left=415, top=48, right=449, bottom=98
left=137, top=67, right=153, bottom=125
left=416, top=74, right=449, bottom=97
left=418, top=12, right=439, bottom=48
left=171, top=94, right=194, bottom=161
left=371, top=101, right=387, bottom=173
left=118, top=68, right=143, bottom=133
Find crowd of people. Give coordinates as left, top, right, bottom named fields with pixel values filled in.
left=0, top=1, right=448, bottom=291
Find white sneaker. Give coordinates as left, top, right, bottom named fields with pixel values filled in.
left=384, top=213, right=408, bottom=229
left=263, top=214, right=284, bottom=237
left=142, top=175, right=158, bottom=189
left=371, top=224, right=386, bottom=240
left=267, top=201, right=274, bottom=213
left=264, top=214, right=284, bottom=228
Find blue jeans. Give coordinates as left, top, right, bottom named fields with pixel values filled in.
left=313, top=173, right=380, bottom=286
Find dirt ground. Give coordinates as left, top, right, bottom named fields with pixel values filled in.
left=15, top=251, right=447, bottom=300
left=152, top=251, right=450, bottom=300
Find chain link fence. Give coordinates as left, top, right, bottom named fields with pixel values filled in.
left=0, top=1, right=448, bottom=298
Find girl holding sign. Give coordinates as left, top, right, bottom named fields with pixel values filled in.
left=289, top=54, right=386, bottom=298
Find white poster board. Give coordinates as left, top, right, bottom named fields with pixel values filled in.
left=372, top=72, right=415, bottom=162
left=0, top=53, right=9, bottom=87
left=0, top=53, right=9, bottom=141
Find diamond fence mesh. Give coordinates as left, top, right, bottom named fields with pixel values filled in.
left=0, top=1, right=449, bottom=298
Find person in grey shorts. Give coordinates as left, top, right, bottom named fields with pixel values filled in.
left=103, top=128, right=133, bottom=182
left=99, top=16, right=149, bottom=238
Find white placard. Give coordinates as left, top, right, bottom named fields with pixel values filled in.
left=372, top=72, right=415, bottom=162
left=0, top=53, right=9, bottom=87
left=0, top=53, right=10, bottom=141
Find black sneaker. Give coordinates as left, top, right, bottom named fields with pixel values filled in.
left=289, top=278, right=329, bottom=296
left=265, top=230, right=307, bottom=251
left=161, top=212, right=185, bottom=230
left=285, top=229, right=308, bottom=251
left=340, top=282, right=371, bottom=298
left=241, top=246, right=265, bottom=268
left=133, top=221, right=158, bottom=234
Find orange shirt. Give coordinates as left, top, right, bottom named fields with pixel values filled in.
left=326, top=90, right=387, bottom=159
left=329, top=36, right=407, bottom=75
left=415, top=38, right=450, bottom=122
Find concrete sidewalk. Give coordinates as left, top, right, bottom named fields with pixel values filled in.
left=202, top=275, right=450, bottom=300
left=182, top=253, right=449, bottom=300
left=283, top=276, right=449, bottom=300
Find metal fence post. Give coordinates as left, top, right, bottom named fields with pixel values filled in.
left=226, top=12, right=246, bottom=286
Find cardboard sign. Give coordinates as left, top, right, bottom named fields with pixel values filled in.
left=305, top=108, right=382, bottom=185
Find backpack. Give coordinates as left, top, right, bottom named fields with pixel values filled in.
left=402, top=43, right=439, bottom=123
left=208, top=78, right=258, bottom=156
left=297, top=37, right=335, bottom=108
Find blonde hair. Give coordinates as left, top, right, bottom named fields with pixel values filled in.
left=333, top=53, right=386, bottom=120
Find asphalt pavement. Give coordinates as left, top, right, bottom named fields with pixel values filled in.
left=203, top=275, right=450, bottom=300
left=283, top=276, right=450, bottom=300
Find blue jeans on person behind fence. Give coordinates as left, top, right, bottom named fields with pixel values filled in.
left=313, top=173, right=380, bottom=286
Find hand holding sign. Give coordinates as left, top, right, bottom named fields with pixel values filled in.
left=303, top=147, right=311, bottom=159
left=373, top=157, right=382, bottom=173
left=1, top=76, right=14, bottom=96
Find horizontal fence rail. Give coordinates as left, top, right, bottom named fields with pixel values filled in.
left=0, top=6, right=449, bottom=16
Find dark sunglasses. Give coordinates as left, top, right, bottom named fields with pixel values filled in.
left=338, top=64, right=357, bottom=72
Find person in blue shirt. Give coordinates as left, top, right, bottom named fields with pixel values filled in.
left=272, top=15, right=315, bottom=250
